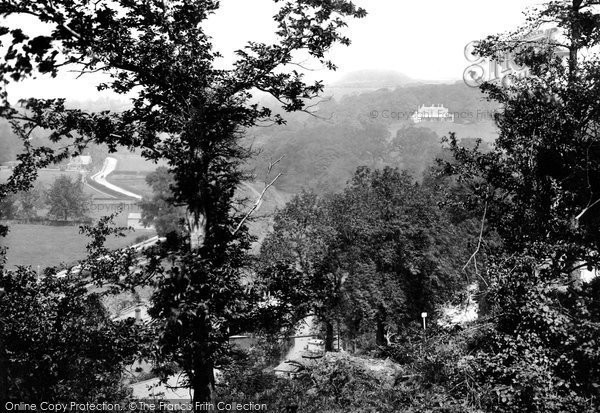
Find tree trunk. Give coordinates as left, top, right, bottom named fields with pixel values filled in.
left=0, top=337, right=7, bottom=404
left=187, top=208, right=207, bottom=251
left=187, top=206, right=213, bottom=409
left=569, top=0, right=583, bottom=82
left=324, top=321, right=334, bottom=352
left=191, top=357, right=215, bottom=411
left=376, top=318, right=385, bottom=347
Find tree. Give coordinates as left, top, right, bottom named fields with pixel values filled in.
left=249, top=122, right=390, bottom=193
left=330, top=167, right=468, bottom=346
left=46, top=175, right=88, bottom=221
left=389, top=126, right=442, bottom=179
left=0, top=267, right=144, bottom=403
left=260, top=167, right=469, bottom=350
left=0, top=192, right=16, bottom=220
left=1, top=167, right=148, bottom=405
left=16, top=183, right=45, bottom=220
left=0, top=0, right=366, bottom=404
left=139, top=167, right=185, bottom=239
left=442, top=1, right=600, bottom=410
left=258, top=191, right=344, bottom=350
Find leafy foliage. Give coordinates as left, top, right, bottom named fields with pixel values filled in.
left=139, top=167, right=185, bottom=238
left=15, top=183, right=45, bottom=219
left=259, top=166, right=470, bottom=349
left=218, top=341, right=484, bottom=413
left=0, top=267, right=143, bottom=403
left=0, top=192, right=16, bottom=220
left=0, top=0, right=367, bottom=402
left=0, top=210, right=150, bottom=403
left=46, top=175, right=89, bottom=220
left=440, top=1, right=600, bottom=411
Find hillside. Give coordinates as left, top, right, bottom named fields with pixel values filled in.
left=246, top=81, right=499, bottom=194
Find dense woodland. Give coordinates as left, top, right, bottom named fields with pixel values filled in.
left=0, top=1, right=599, bottom=412
left=245, top=83, right=499, bottom=192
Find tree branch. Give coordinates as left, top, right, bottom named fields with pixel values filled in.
left=463, top=201, right=489, bottom=287
left=232, top=156, right=285, bottom=236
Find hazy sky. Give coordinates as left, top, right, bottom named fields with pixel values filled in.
left=205, top=0, right=544, bottom=81
left=7, top=0, right=543, bottom=101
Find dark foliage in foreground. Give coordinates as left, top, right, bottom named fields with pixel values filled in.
left=0, top=268, right=143, bottom=403
left=438, top=1, right=600, bottom=411
left=0, top=0, right=366, bottom=405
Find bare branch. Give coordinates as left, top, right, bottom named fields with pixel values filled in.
left=575, top=197, right=600, bottom=222
left=266, top=154, right=285, bottom=178
left=288, top=61, right=320, bottom=71
left=463, top=202, right=489, bottom=288
left=232, top=170, right=283, bottom=236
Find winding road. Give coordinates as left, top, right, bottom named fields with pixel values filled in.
left=88, top=157, right=143, bottom=200
left=87, top=157, right=266, bottom=207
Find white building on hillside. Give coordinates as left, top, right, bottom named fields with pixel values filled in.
left=412, top=104, right=455, bottom=123
left=66, top=155, right=92, bottom=171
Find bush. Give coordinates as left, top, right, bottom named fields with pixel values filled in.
left=217, top=340, right=486, bottom=412
left=382, top=323, right=487, bottom=411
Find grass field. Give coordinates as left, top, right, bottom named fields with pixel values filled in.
left=1, top=164, right=289, bottom=265
left=386, top=120, right=499, bottom=143
left=112, top=153, right=166, bottom=172
left=413, top=120, right=499, bottom=142
left=107, top=173, right=152, bottom=198
left=1, top=166, right=156, bottom=270
left=1, top=223, right=155, bottom=269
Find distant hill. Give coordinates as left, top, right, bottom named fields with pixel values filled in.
left=332, top=70, right=415, bottom=89
left=325, top=70, right=461, bottom=98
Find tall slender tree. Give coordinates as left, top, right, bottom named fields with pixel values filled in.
left=0, top=0, right=366, bottom=405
